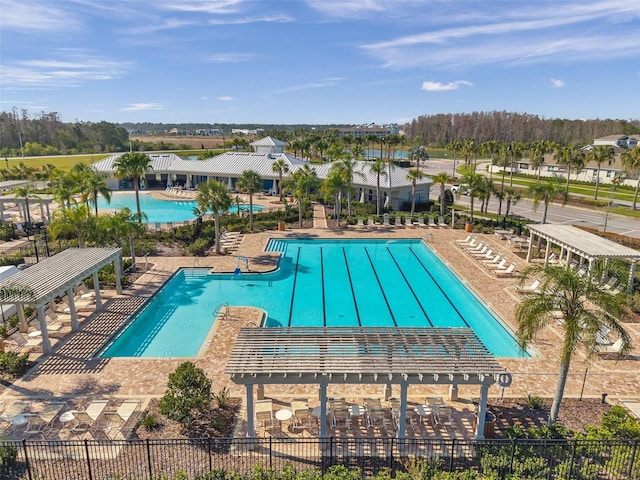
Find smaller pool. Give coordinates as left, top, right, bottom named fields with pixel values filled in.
left=97, top=192, right=263, bottom=223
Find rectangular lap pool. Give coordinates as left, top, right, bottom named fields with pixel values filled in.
left=101, top=239, right=527, bottom=358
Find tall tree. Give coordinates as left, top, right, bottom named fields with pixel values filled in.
left=431, top=172, right=452, bottom=218
left=271, top=158, right=289, bottom=201
left=73, top=163, right=112, bottom=216
left=587, top=145, right=615, bottom=200
left=621, top=146, right=640, bottom=210
left=48, top=204, right=95, bottom=247
left=196, top=181, right=232, bottom=255
left=516, top=263, right=630, bottom=425
left=406, top=168, right=424, bottom=217
left=13, top=184, right=39, bottom=229
left=366, top=158, right=388, bottom=216
left=333, top=157, right=364, bottom=216
left=282, top=165, right=319, bottom=227
left=408, top=145, right=429, bottom=170
left=555, top=145, right=584, bottom=196
left=236, top=170, right=263, bottom=233
left=458, top=171, right=483, bottom=223
left=527, top=181, right=565, bottom=224
left=113, top=152, right=152, bottom=222
left=447, top=139, right=463, bottom=178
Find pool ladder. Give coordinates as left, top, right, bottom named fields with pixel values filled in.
left=213, top=302, right=229, bottom=320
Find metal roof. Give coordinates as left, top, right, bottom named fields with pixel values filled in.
left=528, top=224, right=640, bottom=260
left=313, top=161, right=432, bottom=189
left=90, top=153, right=181, bottom=174
left=226, top=327, right=503, bottom=386
left=167, top=152, right=307, bottom=178
left=250, top=136, right=287, bottom=147
left=0, top=247, right=121, bottom=306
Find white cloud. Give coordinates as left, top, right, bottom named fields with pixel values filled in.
left=217, top=96, right=233, bottom=101
left=205, top=53, right=259, bottom=63
left=0, top=0, right=80, bottom=32
left=306, top=0, right=392, bottom=17
left=421, top=80, right=473, bottom=92
left=272, top=77, right=344, bottom=94
left=158, top=0, right=245, bottom=15
left=550, top=78, right=566, bottom=88
left=122, top=103, right=164, bottom=112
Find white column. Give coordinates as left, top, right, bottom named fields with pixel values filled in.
left=319, top=383, right=328, bottom=438
left=544, top=242, right=551, bottom=267
left=92, top=272, right=103, bottom=309
left=475, top=382, right=491, bottom=439
left=396, top=382, right=408, bottom=440
left=37, top=304, right=52, bottom=354
left=67, top=288, right=79, bottom=332
left=114, top=258, right=123, bottom=295
left=525, top=231, right=534, bottom=262
left=629, top=260, right=637, bottom=294
left=17, top=304, right=27, bottom=333
left=246, top=384, right=255, bottom=438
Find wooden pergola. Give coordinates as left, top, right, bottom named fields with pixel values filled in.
left=226, top=327, right=506, bottom=440
left=0, top=248, right=122, bottom=353
left=526, top=224, right=640, bottom=293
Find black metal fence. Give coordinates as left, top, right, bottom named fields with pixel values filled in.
left=1, top=437, right=638, bottom=480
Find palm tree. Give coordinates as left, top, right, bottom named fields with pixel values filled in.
left=49, top=170, right=77, bottom=208
left=516, top=263, right=630, bottom=425
left=282, top=165, right=319, bottom=227
left=503, top=187, right=521, bottom=218
left=508, top=141, right=524, bottom=187
left=333, top=157, right=364, bottom=216
left=476, top=176, right=495, bottom=214
left=406, top=168, right=424, bottom=217
left=323, top=169, right=346, bottom=227
left=236, top=170, right=263, bottom=232
left=48, top=204, right=95, bottom=247
left=72, top=164, right=112, bottom=216
left=95, top=208, right=144, bottom=270
left=408, top=145, right=429, bottom=170
left=621, top=146, right=640, bottom=210
left=527, top=181, right=565, bottom=224
left=366, top=158, right=388, bottom=216
left=196, top=181, right=232, bottom=255
left=271, top=158, right=289, bottom=201
left=13, top=184, right=39, bottom=229
left=555, top=145, right=584, bottom=196
left=113, top=152, right=152, bottom=223
left=431, top=172, right=452, bottom=217
left=447, top=139, right=463, bottom=179
left=458, top=171, right=483, bottom=223
left=587, top=145, right=615, bottom=200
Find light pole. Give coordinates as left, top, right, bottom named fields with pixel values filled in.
left=4, top=157, right=8, bottom=171
left=603, top=176, right=621, bottom=234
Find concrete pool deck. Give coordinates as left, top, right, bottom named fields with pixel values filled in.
left=1, top=205, right=639, bottom=437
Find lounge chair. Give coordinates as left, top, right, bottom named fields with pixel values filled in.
left=23, top=401, right=66, bottom=438
left=330, top=407, right=351, bottom=430
left=366, top=407, right=390, bottom=430
left=471, top=247, right=492, bottom=258
left=70, top=400, right=110, bottom=435
left=459, top=238, right=478, bottom=249
left=394, top=216, right=402, bottom=226
left=466, top=242, right=486, bottom=253
left=389, top=398, right=418, bottom=431
left=620, top=400, right=640, bottom=419
left=367, top=216, right=376, bottom=227
left=405, top=217, right=414, bottom=228
left=104, top=400, right=141, bottom=439
left=515, top=279, right=541, bottom=294
left=290, top=399, right=310, bottom=431
left=455, top=235, right=473, bottom=245
left=0, top=400, right=31, bottom=435
left=598, top=337, right=625, bottom=356
left=428, top=217, right=437, bottom=228
left=435, top=406, right=454, bottom=427
left=416, top=217, right=426, bottom=227
left=438, top=216, right=446, bottom=227
left=602, top=277, right=619, bottom=291
left=356, top=217, right=365, bottom=228
left=8, top=331, right=42, bottom=353
left=254, top=399, right=275, bottom=433
left=493, top=263, right=517, bottom=276
left=481, top=254, right=502, bottom=267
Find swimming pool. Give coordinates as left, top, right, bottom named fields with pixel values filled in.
left=101, top=239, right=526, bottom=358
left=97, top=191, right=263, bottom=223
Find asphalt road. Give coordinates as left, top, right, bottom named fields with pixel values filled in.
left=422, top=159, right=640, bottom=239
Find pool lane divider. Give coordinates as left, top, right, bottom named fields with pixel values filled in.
left=341, top=247, right=362, bottom=327
left=386, top=248, right=434, bottom=327
left=286, top=247, right=302, bottom=327
left=408, top=247, right=470, bottom=328
left=364, top=247, right=398, bottom=327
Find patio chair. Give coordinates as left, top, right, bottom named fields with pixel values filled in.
left=364, top=398, right=382, bottom=410
left=602, top=277, right=619, bottom=291
left=330, top=407, right=351, bottom=430
left=438, top=216, right=446, bottom=227
left=472, top=248, right=493, bottom=259
left=405, top=217, right=414, bottom=228
left=428, top=217, right=437, bottom=228
left=597, top=337, right=625, bottom=356
left=394, top=216, right=402, bottom=226
left=515, top=279, right=541, bottom=294
left=366, top=408, right=390, bottom=430
left=481, top=254, right=503, bottom=267
left=494, top=263, right=517, bottom=276
left=0, top=400, right=31, bottom=434
left=435, top=406, right=454, bottom=427
left=426, top=397, right=446, bottom=408
left=104, top=400, right=141, bottom=439
left=290, top=399, right=311, bottom=430
left=356, top=217, right=365, bottom=228
left=455, top=234, right=473, bottom=245
left=486, top=258, right=508, bottom=271
left=254, top=399, right=275, bottom=433
left=8, top=331, right=42, bottom=353
left=416, top=217, right=426, bottom=227
left=466, top=242, right=485, bottom=253
left=70, top=399, right=109, bottom=435
left=388, top=398, right=417, bottom=431
left=23, top=401, right=66, bottom=438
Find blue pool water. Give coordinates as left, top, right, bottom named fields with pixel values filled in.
left=97, top=192, right=263, bottom=223
left=101, top=239, right=527, bottom=358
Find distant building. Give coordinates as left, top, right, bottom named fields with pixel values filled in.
left=194, top=128, right=224, bottom=136
left=593, top=134, right=639, bottom=149
left=231, top=128, right=265, bottom=136
left=337, top=124, right=400, bottom=138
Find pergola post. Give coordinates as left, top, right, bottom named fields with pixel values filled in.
left=526, top=231, right=534, bottom=262
left=475, top=382, right=490, bottom=439
left=92, top=272, right=103, bottom=309
left=396, top=382, right=408, bottom=440
left=629, top=260, right=637, bottom=294
left=246, top=384, right=255, bottom=438
left=114, top=257, right=123, bottom=295
left=544, top=242, right=551, bottom=266
left=17, top=304, right=28, bottom=333
left=67, top=288, right=79, bottom=332
left=319, top=383, right=328, bottom=438
left=37, top=304, right=52, bottom=354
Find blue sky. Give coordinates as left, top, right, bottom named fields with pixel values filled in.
left=1, top=0, right=639, bottom=125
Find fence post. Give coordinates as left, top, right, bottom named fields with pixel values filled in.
left=567, top=439, right=577, bottom=480
left=269, top=435, right=273, bottom=471
left=389, top=437, right=394, bottom=473
left=146, top=439, right=153, bottom=479
left=509, top=438, right=517, bottom=474
left=449, top=438, right=456, bottom=472
left=628, top=439, right=638, bottom=478
left=22, top=439, right=33, bottom=480
left=84, top=439, right=93, bottom=480
left=208, top=438, right=213, bottom=473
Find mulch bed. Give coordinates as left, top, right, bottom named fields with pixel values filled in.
left=491, top=397, right=611, bottom=437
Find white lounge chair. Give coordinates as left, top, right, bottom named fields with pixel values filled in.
left=597, top=337, right=625, bottom=356
left=356, top=217, right=365, bottom=228
left=473, top=248, right=494, bottom=260
left=70, top=399, right=110, bottom=435
left=290, top=399, right=310, bottom=431
left=428, top=217, right=437, bottom=228
left=494, top=263, right=517, bottom=276
left=23, top=401, right=66, bottom=438
left=404, top=217, right=414, bottom=228
left=416, top=217, right=426, bottom=227
left=515, top=279, right=541, bottom=294
left=469, top=245, right=489, bottom=257
left=482, top=254, right=503, bottom=266
left=104, top=400, right=141, bottom=439
left=487, top=258, right=508, bottom=271
left=455, top=235, right=473, bottom=245
left=466, top=242, right=486, bottom=253
left=254, top=399, right=275, bottom=433
left=438, top=216, right=446, bottom=227
left=602, top=277, right=619, bottom=291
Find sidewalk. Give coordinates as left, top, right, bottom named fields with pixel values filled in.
left=312, top=203, right=328, bottom=229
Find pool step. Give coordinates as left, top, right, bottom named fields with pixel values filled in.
left=265, top=239, right=286, bottom=253
left=183, top=268, right=210, bottom=277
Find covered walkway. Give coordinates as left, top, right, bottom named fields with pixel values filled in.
left=0, top=248, right=123, bottom=353
left=226, top=326, right=506, bottom=440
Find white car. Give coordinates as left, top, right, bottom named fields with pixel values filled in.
left=450, top=184, right=469, bottom=195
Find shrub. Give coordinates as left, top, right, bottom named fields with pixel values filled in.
left=0, top=351, right=29, bottom=377
left=159, top=362, right=212, bottom=430
left=213, top=386, right=231, bottom=409
left=188, top=238, right=211, bottom=256
left=0, top=443, right=17, bottom=478
left=525, top=394, right=544, bottom=410
left=141, top=413, right=162, bottom=431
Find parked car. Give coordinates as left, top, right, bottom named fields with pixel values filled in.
left=450, top=184, right=469, bottom=195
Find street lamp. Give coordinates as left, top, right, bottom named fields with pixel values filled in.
left=603, top=176, right=622, bottom=234
left=4, top=157, right=8, bottom=170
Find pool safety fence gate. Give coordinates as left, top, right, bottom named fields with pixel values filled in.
left=1, top=437, right=638, bottom=479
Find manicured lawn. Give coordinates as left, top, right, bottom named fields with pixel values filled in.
left=5, top=154, right=110, bottom=172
